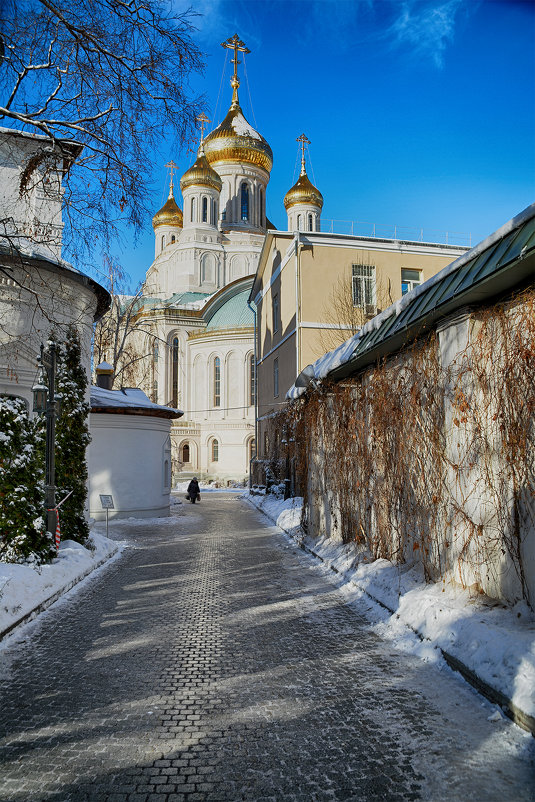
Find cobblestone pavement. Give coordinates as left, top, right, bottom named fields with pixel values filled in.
left=1, top=495, right=533, bottom=802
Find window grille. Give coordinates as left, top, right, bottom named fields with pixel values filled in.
left=352, top=264, right=376, bottom=312
left=213, top=357, right=221, bottom=407
left=212, top=439, right=219, bottom=462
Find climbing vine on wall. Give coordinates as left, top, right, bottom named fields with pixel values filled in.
left=272, top=288, right=535, bottom=606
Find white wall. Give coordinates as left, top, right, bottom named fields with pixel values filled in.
left=88, top=413, right=172, bottom=519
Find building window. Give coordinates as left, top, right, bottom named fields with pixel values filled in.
left=153, top=341, right=159, bottom=363
left=263, top=431, right=269, bottom=457
left=249, top=354, right=256, bottom=407
left=308, top=213, right=313, bottom=231
left=352, top=264, right=376, bottom=312
left=191, top=197, right=196, bottom=223
left=202, top=196, right=208, bottom=222
left=249, top=438, right=256, bottom=462
left=273, top=357, right=279, bottom=398
left=212, top=199, right=216, bottom=225
left=152, top=380, right=158, bottom=403
left=182, top=443, right=190, bottom=463
left=272, top=293, right=279, bottom=333
left=213, top=356, right=221, bottom=407
left=401, top=268, right=422, bottom=295
left=297, top=213, right=302, bottom=230
left=171, top=235, right=175, bottom=243
left=161, top=235, right=165, bottom=249
left=212, top=438, right=219, bottom=462
left=259, top=187, right=263, bottom=225
left=171, top=336, right=179, bottom=408
left=241, top=182, right=249, bottom=221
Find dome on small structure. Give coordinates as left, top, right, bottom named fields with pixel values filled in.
left=152, top=191, right=183, bottom=229
left=180, top=147, right=223, bottom=192
left=284, top=168, right=323, bottom=211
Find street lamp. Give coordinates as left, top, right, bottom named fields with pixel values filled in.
left=32, top=342, right=58, bottom=536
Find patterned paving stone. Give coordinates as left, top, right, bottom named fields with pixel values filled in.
left=0, top=495, right=533, bottom=802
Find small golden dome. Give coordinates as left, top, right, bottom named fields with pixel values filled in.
left=180, top=147, right=222, bottom=192
left=152, top=190, right=183, bottom=229
left=203, top=100, right=273, bottom=174
left=284, top=167, right=323, bottom=211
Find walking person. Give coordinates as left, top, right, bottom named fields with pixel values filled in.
left=187, top=477, right=200, bottom=503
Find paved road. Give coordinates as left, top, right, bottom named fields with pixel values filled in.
left=0, top=494, right=533, bottom=802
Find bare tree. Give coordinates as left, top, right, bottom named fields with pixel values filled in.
left=92, top=255, right=150, bottom=388
left=318, top=272, right=393, bottom=355
left=0, top=0, right=205, bottom=267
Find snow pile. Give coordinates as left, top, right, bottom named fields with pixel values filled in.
left=174, top=481, right=244, bottom=494
left=231, top=111, right=262, bottom=140
left=245, top=491, right=535, bottom=723
left=0, top=532, right=121, bottom=637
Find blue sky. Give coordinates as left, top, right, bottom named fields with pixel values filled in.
left=120, top=0, right=535, bottom=286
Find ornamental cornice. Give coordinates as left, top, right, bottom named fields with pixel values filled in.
left=187, top=326, right=253, bottom=341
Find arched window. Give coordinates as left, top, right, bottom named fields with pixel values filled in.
left=171, top=234, right=176, bottom=243
left=171, top=337, right=179, bottom=408
left=249, top=354, right=256, bottom=407
left=182, top=443, right=190, bottom=463
left=161, top=235, right=165, bottom=249
left=297, top=214, right=302, bottom=230
left=259, top=187, right=263, bottom=226
left=212, top=439, right=219, bottom=462
left=213, top=356, right=221, bottom=407
left=249, top=438, right=256, bottom=462
left=308, top=213, right=313, bottom=231
left=191, top=197, right=196, bottom=223
left=241, top=182, right=249, bottom=221
left=202, top=196, right=208, bottom=222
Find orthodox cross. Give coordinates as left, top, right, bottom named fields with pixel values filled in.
left=296, top=133, right=310, bottom=174
left=196, top=112, right=210, bottom=142
left=221, top=34, right=250, bottom=87
left=165, top=160, right=177, bottom=195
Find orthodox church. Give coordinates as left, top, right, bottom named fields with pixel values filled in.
left=127, top=35, right=323, bottom=483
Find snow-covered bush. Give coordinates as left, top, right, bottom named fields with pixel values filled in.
left=0, top=395, right=53, bottom=563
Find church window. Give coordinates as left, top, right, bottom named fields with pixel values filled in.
left=241, top=182, right=249, bottom=221
left=273, top=357, right=279, bottom=398
left=202, top=196, right=208, bottom=222
left=171, top=235, right=176, bottom=243
left=212, top=438, right=219, bottom=462
left=259, top=187, right=263, bottom=225
left=352, top=264, right=376, bottom=312
left=213, top=356, right=221, bottom=407
left=161, top=235, right=165, bottom=249
left=263, top=431, right=269, bottom=457
left=171, top=336, right=179, bottom=408
left=308, top=214, right=313, bottom=231
left=153, top=341, right=159, bottom=362
left=249, top=354, right=256, bottom=407
left=272, top=293, right=279, bottom=333
left=182, top=443, right=190, bottom=463
left=191, top=197, right=196, bottom=223
left=249, top=437, right=256, bottom=462
left=297, top=214, right=302, bottom=230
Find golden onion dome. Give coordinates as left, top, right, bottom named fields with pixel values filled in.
left=152, top=189, right=183, bottom=229
left=180, top=147, right=222, bottom=192
left=284, top=165, right=323, bottom=211
left=203, top=95, right=273, bottom=174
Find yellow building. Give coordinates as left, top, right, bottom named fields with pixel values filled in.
left=250, top=226, right=468, bottom=459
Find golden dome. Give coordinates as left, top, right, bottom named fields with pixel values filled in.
left=203, top=96, right=273, bottom=174
left=284, top=166, right=323, bottom=211
left=180, top=147, right=222, bottom=192
left=152, top=190, right=183, bottom=229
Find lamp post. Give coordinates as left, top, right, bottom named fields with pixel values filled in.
left=32, top=342, right=58, bottom=536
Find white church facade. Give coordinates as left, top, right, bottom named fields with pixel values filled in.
left=123, top=36, right=324, bottom=483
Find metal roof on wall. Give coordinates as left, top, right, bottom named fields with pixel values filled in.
left=328, top=203, right=535, bottom=382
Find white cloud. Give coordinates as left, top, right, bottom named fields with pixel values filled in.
left=387, top=0, right=466, bottom=68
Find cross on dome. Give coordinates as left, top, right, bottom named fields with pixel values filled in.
left=165, top=160, right=178, bottom=195
left=197, top=113, right=210, bottom=142
left=296, top=133, right=311, bottom=176
left=221, top=34, right=250, bottom=107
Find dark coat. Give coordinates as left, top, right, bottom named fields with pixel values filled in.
left=187, top=479, right=200, bottom=497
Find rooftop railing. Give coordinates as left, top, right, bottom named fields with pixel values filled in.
left=320, top=219, right=472, bottom=247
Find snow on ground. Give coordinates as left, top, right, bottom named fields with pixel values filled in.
left=244, top=491, right=535, bottom=725
left=174, top=480, right=245, bottom=494
left=0, top=531, right=121, bottom=638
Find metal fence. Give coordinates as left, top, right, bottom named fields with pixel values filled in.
left=320, top=219, right=472, bottom=247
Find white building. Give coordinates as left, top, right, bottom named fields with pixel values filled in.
left=125, top=38, right=279, bottom=484
left=0, top=127, right=109, bottom=408
left=88, top=377, right=182, bottom=520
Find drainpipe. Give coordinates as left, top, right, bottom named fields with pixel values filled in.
left=294, top=230, right=301, bottom=377
left=247, top=297, right=258, bottom=489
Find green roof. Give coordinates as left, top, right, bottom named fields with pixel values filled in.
left=328, top=203, right=535, bottom=382
left=205, top=290, right=254, bottom=331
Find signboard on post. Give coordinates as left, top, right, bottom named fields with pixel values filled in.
left=99, top=494, right=114, bottom=537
